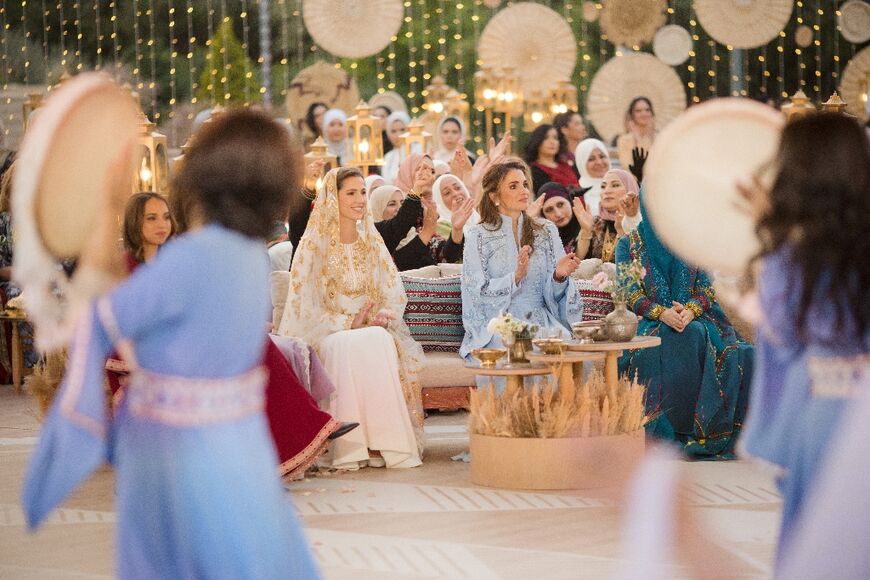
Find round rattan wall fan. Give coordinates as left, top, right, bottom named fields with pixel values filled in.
left=285, top=61, right=360, bottom=134
left=654, top=25, right=694, bottom=66
left=302, top=0, right=404, bottom=59
left=587, top=53, right=687, bottom=144
left=477, top=2, right=576, bottom=95
left=694, top=0, right=793, bottom=49
left=600, top=0, right=667, bottom=47
left=839, top=0, right=870, bottom=44
left=839, top=45, right=870, bottom=122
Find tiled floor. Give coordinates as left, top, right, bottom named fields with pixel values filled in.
left=0, top=387, right=780, bottom=579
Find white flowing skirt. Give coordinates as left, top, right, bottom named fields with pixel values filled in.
left=317, top=326, right=421, bottom=469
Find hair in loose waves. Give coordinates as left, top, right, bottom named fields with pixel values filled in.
left=123, top=191, right=176, bottom=264
left=756, top=113, right=870, bottom=344
left=478, top=158, right=544, bottom=253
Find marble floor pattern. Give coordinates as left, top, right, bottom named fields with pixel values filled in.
left=0, top=387, right=780, bottom=579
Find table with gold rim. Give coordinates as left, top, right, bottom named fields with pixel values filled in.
left=564, top=335, right=662, bottom=389
left=524, top=350, right=607, bottom=398
left=464, top=361, right=554, bottom=394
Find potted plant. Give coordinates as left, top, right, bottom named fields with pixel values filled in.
left=487, top=311, right=539, bottom=364
left=469, top=372, right=648, bottom=489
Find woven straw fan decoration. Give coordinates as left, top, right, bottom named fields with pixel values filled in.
left=302, top=0, right=404, bottom=59
left=838, top=0, right=870, bottom=44
left=369, top=90, right=408, bottom=114
left=839, top=45, right=870, bottom=122
left=587, top=52, right=687, bottom=144
left=654, top=25, right=694, bottom=66
left=694, top=0, right=793, bottom=49
left=285, top=61, right=360, bottom=134
left=599, top=0, right=667, bottom=47
left=478, top=3, right=576, bottom=95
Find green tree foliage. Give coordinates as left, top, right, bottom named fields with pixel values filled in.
left=196, top=19, right=260, bottom=107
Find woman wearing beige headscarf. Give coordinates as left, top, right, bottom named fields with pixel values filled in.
left=278, top=167, right=425, bottom=470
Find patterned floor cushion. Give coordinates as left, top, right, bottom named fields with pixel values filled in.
left=401, top=273, right=464, bottom=352
left=575, top=279, right=614, bottom=322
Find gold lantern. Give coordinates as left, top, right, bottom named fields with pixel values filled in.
left=473, top=67, right=499, bottom=143
left=21, top=92, right=43, bottom=133
left=781, top=89, right=816, bottom=122
left=135, top=112, right=169, bottom=194
left=445, top=89, right=471, bottom=134
left=424, top=75, right=451, bottom=116
left=494, top=67, right=523, bottom=152
left=400, top=118, right=433, bottom=157
left=548, top=80, right=578, bottom=116
left=821, top=91, right=848, bottom=114
left=523, top=89, right=548, bottom=129
left=303, top=136, right=339, bottom=191
left=345, top=101, right=384, bottom=172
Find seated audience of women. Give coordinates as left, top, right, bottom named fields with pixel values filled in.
left=392, top=154, right=467, bottom=271
left=616, top=195, right=754, bottom=459
left=460, top=159, right=583, bottom=361
left=279, top=166, right=425, bottom=470
left=739, top=113, right=870, bottom=566
left=530, top=182, right=584, bottom=255
left=322, top=108, right=348, bottom=165
left=616, top=96, right=656, bottom=170
left=433, top=173, right=479, bottom=240
left=524, top=123, right=580, bottom=194
left=575, top=138, right=611, bottom=216
left=433, top=116, right=476, bottom=165
left=369, top=184, right=404, bottom=223
left=573, top=169, right=637, bottom=262
left=381, top=111, right=411, bottom=184
left=553, top=110, right=588, bottom=165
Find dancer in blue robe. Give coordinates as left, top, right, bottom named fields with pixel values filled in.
left=22, top=110, right=320, bottom=579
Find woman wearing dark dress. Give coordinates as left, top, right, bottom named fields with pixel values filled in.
left=524, top=123, right=580, bottom=194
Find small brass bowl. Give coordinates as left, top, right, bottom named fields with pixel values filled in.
left=572, top=321, right=605, bottom=344
left=471, top=348, right=507, bottom=368
left=532, top=338, right=566, bottom=355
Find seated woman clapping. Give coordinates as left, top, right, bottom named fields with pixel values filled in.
left=460, top=159, right=584, bottom=362
left=278, top=166, right=425, bottom=470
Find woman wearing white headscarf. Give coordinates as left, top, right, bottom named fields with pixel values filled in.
left=433, top=116, right=476, bottom=165
left=369, top=184, right=404, bottom=223
left=381, top=111, right=412, bottom=184
left=432, top=173, right=479, bottom=240
left=278, top=167, right=424, bottom=470
left=364, top=175, right=385, bottom=197
left=322, top=108, right=348, bottom=164
left=575, top=138, right=612, bottom=217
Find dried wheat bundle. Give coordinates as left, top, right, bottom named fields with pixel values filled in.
left=469, top=371, right=649, bottom=439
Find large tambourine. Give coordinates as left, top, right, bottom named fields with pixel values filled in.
left=644, top=98, right=784, bottom=276
left=12, top=72, right=139, bottom=350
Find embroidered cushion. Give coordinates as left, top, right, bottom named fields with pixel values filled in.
left=575, top=279, right=614, bottom=322
left=401, top=274, right=464, bottom=352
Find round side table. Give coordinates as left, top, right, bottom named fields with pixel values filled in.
left=566, top=336, right=662, bottom=389
left=525, top=351, right=606, bottom=399
left=464, top=362, right=552, bottom=395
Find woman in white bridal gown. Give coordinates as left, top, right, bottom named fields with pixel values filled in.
left=278, top=167, right=424, bottom=470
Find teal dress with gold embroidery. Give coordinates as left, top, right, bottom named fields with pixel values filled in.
left=616, top=199, right=754, bottom=459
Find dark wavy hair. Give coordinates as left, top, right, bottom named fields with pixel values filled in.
left=756, top=113, right=870, bottom=343
left=305, top=101, right=327, bottom=136
left=627, top=96, right=654, bottom=120
left=171, top=108, right=303, bottom=239
left=479, top=158, right=544, bottom=254
left=123, top=191, right=176, bottom=263
left=523, top=124, right=567, bottom=164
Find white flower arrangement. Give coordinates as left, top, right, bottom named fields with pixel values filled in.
left=487, top=311, right=539, bottom=340
left=592, top=260, right=646, bottom=303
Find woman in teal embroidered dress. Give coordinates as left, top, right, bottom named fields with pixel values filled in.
left=616, top=196, right=754, bottom=459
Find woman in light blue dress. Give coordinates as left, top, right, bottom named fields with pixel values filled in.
left=738, top=113, right=870, bottom=572
left=460, top=159, right=583, bottom=361
left=22, top=110, right=319, bottom=579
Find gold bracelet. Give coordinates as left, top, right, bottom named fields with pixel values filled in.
left=301, top=187, right=316, bottom=201
left=648, top=304, right=666, bottom=320
left=685, top=301, right=703, bottom=318
left=406, top=188, right=421, bottom=200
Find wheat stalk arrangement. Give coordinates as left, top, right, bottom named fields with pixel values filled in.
left=469, top=371, right=648, bottom=439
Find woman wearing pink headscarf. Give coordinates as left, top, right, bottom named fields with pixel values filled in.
left=571, top=168, right=639, bottom=262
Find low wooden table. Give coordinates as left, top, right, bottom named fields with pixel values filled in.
left=525, top=350, right=606, bottom=399
left=0, top=309, right=28, bottom=394
left=566, top=336, right=662, bottom=389
left=464, top=362, right=552, bottom=395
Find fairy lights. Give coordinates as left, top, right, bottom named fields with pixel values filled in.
left=1, top=0, right=9, bottom=140
left=133, top=0, right=143, bottom=91
left=185, top=0, right=197, bottom=115
left=205, top=0, right=216, bottom=103
left=148, top=0, right=158, bottom=119
left=20, top=0, right=30, bottom=87
left=168, top=0, right=177, bottom=135
left=239, top=0, right=251, bottom=104
left=93, top=0, right=101, bottom=70
left=110, top=0, right=120, bottom=77
left=220, top=0, right=229, bottom=103
left=277, top=0, right=289, bottom=97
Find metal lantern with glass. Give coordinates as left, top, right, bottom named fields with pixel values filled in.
left=304, top=136, right=339, bottom=192
left=548, top=80, right=578, bottom=116
left=494, top=67, right=523, bottom=153
left=473, top=66, right=500, bottom=144
left=523, top=89, right=548, bottom=130
left=400, top=118, right=433, bottom=157
left=345, top=101, right=384, bottom=174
